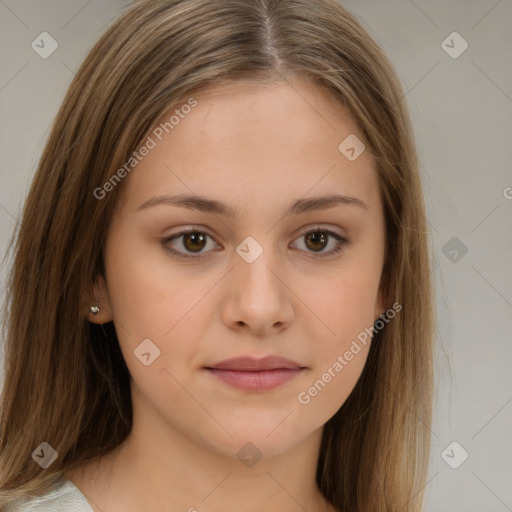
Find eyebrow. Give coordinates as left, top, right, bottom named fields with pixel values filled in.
left=136, top=193, right=368, bottom=217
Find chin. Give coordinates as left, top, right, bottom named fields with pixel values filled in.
left=206, top=420, right=317, bottom=460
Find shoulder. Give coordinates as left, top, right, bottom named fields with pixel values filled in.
left=2, top=477, right=93, bottom=512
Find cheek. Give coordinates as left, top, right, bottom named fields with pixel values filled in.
left=293, top=271, right=378, bottom=421
left=103, top=227, right=220, bottom=382
left=293, top=252, right=382, bottom=414
left=104, top=226, right=198, bottom=338
left=301, top=262, right=381, bottom=350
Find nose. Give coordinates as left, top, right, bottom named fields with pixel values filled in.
left=220, top=246, right=294, bottom=336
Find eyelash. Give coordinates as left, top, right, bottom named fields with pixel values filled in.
left=161, top=227, right=349, bottom=260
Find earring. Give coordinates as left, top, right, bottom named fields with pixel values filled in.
left=88, top=303, right=100, bottom=315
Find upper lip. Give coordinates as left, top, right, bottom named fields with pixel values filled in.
left=205, top=356, right=306, bottom=371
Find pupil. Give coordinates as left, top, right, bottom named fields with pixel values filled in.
left=307, top=232, right=326, bottom=251
left=184, top=232, right=206, bottom=252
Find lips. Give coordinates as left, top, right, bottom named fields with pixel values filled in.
left=204, top=356, right=307, bottom=391
left=206, top=355, right=305, bottom=371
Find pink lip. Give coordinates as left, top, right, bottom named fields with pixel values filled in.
left=205, top=356, right=307, bottom=391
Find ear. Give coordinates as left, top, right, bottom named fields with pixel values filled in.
left=82, top=274, right=114, bottom=325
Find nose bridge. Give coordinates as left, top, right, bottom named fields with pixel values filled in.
left=235, top=233, right=281, bottom=292
left=228, top=232, right=291, bottom=321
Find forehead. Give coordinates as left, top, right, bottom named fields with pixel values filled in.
left=115, top=78, right=379, bottom=213
left=172, top=78, right=367, bottom=156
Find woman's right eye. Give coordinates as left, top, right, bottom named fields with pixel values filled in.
left=161, top=230, right=218, bottom=259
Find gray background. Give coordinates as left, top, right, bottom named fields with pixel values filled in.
left=1, top=1, right=511, bottom=510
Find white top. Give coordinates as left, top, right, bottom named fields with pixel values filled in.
left=3, top=477, right=93, bottom=511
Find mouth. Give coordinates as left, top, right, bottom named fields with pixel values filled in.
left=204, top=356, right=307, bottom=391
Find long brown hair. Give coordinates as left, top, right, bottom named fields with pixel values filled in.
left=0, top=0, right=434, bottom=510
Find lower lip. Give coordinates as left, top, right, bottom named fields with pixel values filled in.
left=206, top=368, right=305, bottom=391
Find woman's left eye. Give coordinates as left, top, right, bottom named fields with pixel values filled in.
left=161, top=227, right=349, bottom=259
left=291, top=228, right=349, bottom=258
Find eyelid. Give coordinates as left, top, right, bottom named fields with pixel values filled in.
left=161, top=227, right=220, bottom=259
left=290, top=227, right=348, bottom=258
left=161, top=224, right=349, bottom=259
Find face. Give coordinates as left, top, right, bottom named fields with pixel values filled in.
left=92, top=78, right=386, bottom=459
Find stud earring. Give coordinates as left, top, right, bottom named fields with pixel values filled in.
left=88, top=303, right=100, bottom=315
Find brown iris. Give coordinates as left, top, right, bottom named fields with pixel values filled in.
left=304, top=231, right=328, bottom=252
left=182, top=232, right=207, bottom=252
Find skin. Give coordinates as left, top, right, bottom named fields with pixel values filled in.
left=67, top=77, right=387, bottom=512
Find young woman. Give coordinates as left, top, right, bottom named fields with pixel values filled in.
left=0, top=0, right=434, bottom=510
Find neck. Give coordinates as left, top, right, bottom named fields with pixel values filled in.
left=66, top=398, right=335, bottom=512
